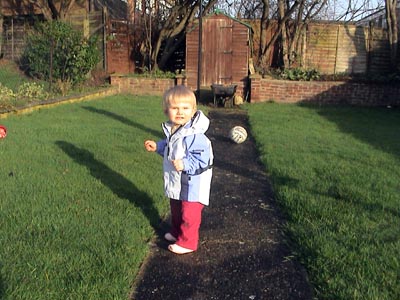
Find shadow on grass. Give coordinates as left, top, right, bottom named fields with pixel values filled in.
left=300, top=105, right=400, bottom=161
left=56, top=141, right=161, bottom=230
left=0, top=270, right=4, bottom=300
left=82, top=106, right=163, bottom=139
left=325, top=183, right=400, bottom=219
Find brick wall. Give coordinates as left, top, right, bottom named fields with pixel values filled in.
left=250, top=75, right=400, bottom=106
left=109, top=76, right=186, bottom=95
left=110, top=75, right=400, bottom=107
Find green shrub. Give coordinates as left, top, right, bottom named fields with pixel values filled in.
left=131, top=67, right=176, bottom=79
left=0, top=83, right=15, bottom=100
left=22, top=20, right=100, bottom=88
left=16, top=82, right=49, bottom=101
left=0, top=82, right=50, bottom=110
left=279, top=68, right=320, bottom=81
left=0, top=83, right=16, bottom=109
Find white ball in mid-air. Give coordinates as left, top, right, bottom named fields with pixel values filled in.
left=229, top=126, right=247, bottom=144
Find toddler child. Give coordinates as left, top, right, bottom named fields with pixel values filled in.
left=144, top=85, right=213, bottom=254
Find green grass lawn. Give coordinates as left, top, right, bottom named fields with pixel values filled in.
left=0, top=60, right=105, bottom=111
left=0, top=61, right=47, bottom=110
left=1, top=96, right=399, bottom=299
left=246, top=103, right=400, bottom=300
left=0, top=61, right=29, bottom=91
left=0, top=95, right=169, bottom=299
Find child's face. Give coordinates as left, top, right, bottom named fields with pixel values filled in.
left=166, top=99, right=195, bottom=126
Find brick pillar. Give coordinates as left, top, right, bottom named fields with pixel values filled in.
left=249, top=74, right=262, bottom=103
left=175, top=75, right=187, bottom=86
left=109, top=75, right=122, bottom=93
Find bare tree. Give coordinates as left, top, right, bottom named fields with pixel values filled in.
left=385, top=0, right=398, bottom=69
left=257, top=0, right=331, bottom=71
left=259, top=0, right=301, bottom=70
left=152, top=2, right=199, bottom=70
left=333, top=0, right=385, bottom=21
left=285, top=0, right=328, bottom=68
left=137, top=0, right=218, bottom=71
left=278, top=0, right=287, bottom=67
left=332, top=0, right=397, bottom=70
left=259, top=0, right=272, bottom=68
left=24, top=0, right=78, bottom=20
left=0, top=1, right=3, bottom=57
left=215, top=0, right=264, bottom=18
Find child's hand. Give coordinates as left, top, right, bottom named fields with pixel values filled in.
left=144, top=140, right=157, bottom=152
left=171, top=159, right=184, bottom=171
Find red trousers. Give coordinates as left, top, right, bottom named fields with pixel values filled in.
left=169, top=199, right=204, bottom=251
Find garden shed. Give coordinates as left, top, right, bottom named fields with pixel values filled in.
left=186, top=13, right=252, bottom=99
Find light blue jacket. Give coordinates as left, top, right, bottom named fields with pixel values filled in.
left=156, top=110, right=213, bottom=205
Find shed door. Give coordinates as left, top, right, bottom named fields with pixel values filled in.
left=202, top=18, right=233, bottom=86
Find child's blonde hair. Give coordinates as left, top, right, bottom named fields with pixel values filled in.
left=162, top=85, right=197, bottom=113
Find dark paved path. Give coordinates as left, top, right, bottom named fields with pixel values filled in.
left=131, top=109, right=313, bottom=300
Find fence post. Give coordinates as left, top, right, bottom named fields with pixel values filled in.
left=0, top=11, right=3, bottom=56
left=103, top=7, right=107, bottom=72
left=49, top=37, right=54, bottom=91
left=367, top=21, right=374, bottom=74
left=83, top=17, right=89, bottom=39
left=11, top=18, right=14, bottom=61
left=334, top=24, right=340, bottom=75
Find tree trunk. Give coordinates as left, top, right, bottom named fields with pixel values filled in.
left=28, top=0, right=56, bottom=20
left=259, top=0, right=300, bottom=70
left=279, top=0, right=289, bottom=68
left=28, top=0, right=76, bottom=20
left=287, top=0, right=327, bottom=68
left=0, top=1, right=3, bottom=58
left=127, top=0, right=136, bottom=24
left=151, top=0, right=217, bottom=71
left=59, top=0, right=76, bottom=20
left=151, top=4, right=194, bottom=70
left=158, top=34, right=185, bottom=70
left=259, top=0, right=270, bottom=61
left=287, top=0, right=304, bottom=68
left=385, top=0, right=398, bottom=69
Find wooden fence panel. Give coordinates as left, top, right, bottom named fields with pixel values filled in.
left=2, top=16, right=35, bottom=61
left=368, top=28, right=390, bottom=73
left=335, top=25, right=368, bottom=74
left=1, top=11, right=106, bottom=69
left=249, top=20, right=393, bottom=75
left=305, top=23, right=338, bottom=74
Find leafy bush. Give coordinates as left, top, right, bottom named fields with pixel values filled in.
left=0, top=83, right=16, bottom=110
left=279, top=68, right=320, bottom=81
left=0, top=82, right=51, bottom=110
left=52, top=79, right=73, bottom=96
left=131, top=67, right=176, bottom=79
left=16, top=82, right=49, bottom=101
left=22, top=20, right=100, bottom=88
left=0, top=83, right=15, bottom=100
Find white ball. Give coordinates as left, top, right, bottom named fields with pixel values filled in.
left=229, top=126, right=247, bottom=144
